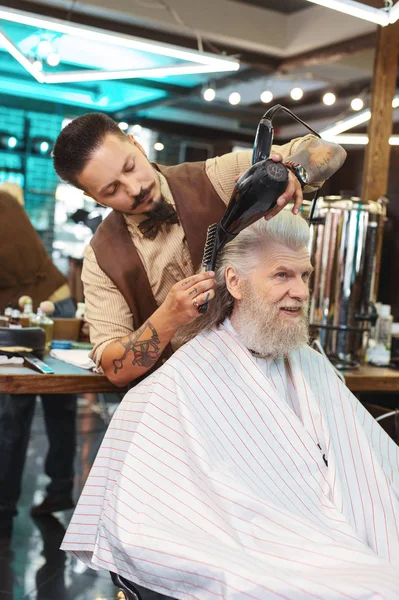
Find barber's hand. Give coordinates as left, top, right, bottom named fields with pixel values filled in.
left=234, top=152, right=303, bottom=221
left=161, top=272, right=216, bottom=329
left=265, top=152, right=303, bottom=221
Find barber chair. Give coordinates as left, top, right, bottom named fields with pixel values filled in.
left=110, top=572, right=142, bottom=600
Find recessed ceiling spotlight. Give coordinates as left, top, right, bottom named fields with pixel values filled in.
left=7, top=136, right=17, bottom=148
left=37, top=39, right=52, bottom=56
left=40, top=141, right=50, bottom=153
left=132, top=124, right=142, bottom=134
left=290, top=87, right=304, bottom=101
left=154, top=142, right=164, bottom=151
left=229, top=92, right=241, bottom=105
left=32, top=59, right=43, bottom=71
left=351, top=98, right=364, bottom=111
left=203, top=87, right=216, bottom=102
left=46, top=52, right=60, bottom=67
left=323, top=92, right=336, bottom=106
left=118, top=122, right=129, bottom=131
left=260, top=90, right=273, bottom=103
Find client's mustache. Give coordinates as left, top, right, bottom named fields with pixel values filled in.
left=278, top=303, right=304, bottom=309
left=131, top=183, right=154, bottom=209
left=276, top=301, right=309, bottom=313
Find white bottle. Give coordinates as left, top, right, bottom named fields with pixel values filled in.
left=75, top=302, right=90, bottom=342
left=369, top=304, right=393, bottom=366
left=75, top=302, right=86, bottom=320
left=8, top=308, right=22, bottom=329
left=376, top=305, right=393, bottom=350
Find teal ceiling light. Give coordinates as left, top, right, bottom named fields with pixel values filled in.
left=7, top=136, right=17, bottom=148
left=0, top=71, right=167, bottom=111
left=31, top=137, right=53, bottom=155
left=0, top=6, right=240, bottom=85
left=0, top=27, right=45, bottom=83
left=0, top=133, right=20, bottom=150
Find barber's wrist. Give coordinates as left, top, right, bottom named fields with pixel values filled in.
left=284, top=162, right=309, bottom=189
left=154, top=304, right=181, bottom=337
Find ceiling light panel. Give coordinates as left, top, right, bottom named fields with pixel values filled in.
left=0, top=6, right=239, bottom=85
left=306, top=0, right=389, bottom=26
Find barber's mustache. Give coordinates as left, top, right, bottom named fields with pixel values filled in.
left=131, top=182, right=155, bottom=209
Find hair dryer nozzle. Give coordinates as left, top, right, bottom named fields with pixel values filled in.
left=252, top=118, right=273, bottom=165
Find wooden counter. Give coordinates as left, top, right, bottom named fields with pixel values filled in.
left=343, top=365, right=399, bottom=393
left=0, top=357, right=122, bottom=395
left=1, top=359, right=398, bottom=396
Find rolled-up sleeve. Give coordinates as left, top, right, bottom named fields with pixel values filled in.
left=205, top=150, right=252, bottom=206
left=275, top=134, right=325, bottom=192
left=82, top=245, right=135, bottom=370
left=205, top=135, right=323, bottom=202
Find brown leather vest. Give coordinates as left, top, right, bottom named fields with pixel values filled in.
left=90, top=160, right=226, bottom=370
left=0, top=192, right=67, bottom=311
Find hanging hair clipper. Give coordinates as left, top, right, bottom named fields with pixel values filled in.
left=199, top=105, right=322, bottom=313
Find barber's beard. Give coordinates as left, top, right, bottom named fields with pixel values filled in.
left=144, top=195, right=172, bottom=218
left=232, top=284, right=309, bottom=359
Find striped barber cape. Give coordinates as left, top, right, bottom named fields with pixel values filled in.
left=62, top=322, right=399, bottom=600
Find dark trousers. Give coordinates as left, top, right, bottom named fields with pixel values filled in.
left=0, top=393, right=77, bottom=519
left=0, top=295, right=77, bottom=521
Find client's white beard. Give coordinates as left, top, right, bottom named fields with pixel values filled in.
left=231, top=284, right=309, bottom=359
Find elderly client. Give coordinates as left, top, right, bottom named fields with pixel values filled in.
left=62, top=211, right=399, bottom=599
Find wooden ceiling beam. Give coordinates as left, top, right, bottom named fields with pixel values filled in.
left=362, top=20, right=399, bottom=201
left=278, top=32, right=377, bottom=73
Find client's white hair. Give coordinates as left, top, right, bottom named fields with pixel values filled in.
left=176, top=210, right=310, bottom=346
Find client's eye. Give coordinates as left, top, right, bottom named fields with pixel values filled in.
left=276, top=272, right=287, bottom=279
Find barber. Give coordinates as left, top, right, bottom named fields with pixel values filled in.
left=53, top=113, right=346, bottom=387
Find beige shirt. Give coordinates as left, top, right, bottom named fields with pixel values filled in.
left=83, top=138, right=319, bottom=368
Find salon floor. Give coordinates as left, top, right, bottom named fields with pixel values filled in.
left=0, top=396, right=121, bottom=600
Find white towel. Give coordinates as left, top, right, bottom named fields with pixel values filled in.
left=50, top=349, right=96, bottom=370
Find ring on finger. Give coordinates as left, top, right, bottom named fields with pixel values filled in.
left=192, top=299, right=199, bottom=309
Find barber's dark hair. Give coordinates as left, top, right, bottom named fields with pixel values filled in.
left=52, top=113, right=126, bottom=189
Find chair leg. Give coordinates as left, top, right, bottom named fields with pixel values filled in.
left=110, top=572, right=143, bottom=600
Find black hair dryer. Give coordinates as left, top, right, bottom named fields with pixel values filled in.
left=199, top=104, right=322, bottom=313
left=201, top=159, right=289, bottom=278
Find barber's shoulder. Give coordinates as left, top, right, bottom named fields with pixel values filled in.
left=206, top=149, right=252, bottom=177
left=83, top=244, right=96, bottom=260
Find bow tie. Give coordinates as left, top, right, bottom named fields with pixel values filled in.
left=137, top=202, right=180, bottom=240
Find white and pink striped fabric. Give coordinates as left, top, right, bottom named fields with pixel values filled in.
left=62, top=322, right=399, bottom=600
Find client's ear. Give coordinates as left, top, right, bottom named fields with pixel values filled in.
left=225, top=266, right=243, bottom=300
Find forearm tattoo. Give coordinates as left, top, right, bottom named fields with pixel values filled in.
left=286, top=137, right=346, bottom=184
left=112, top=320, right=161, bottom=374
